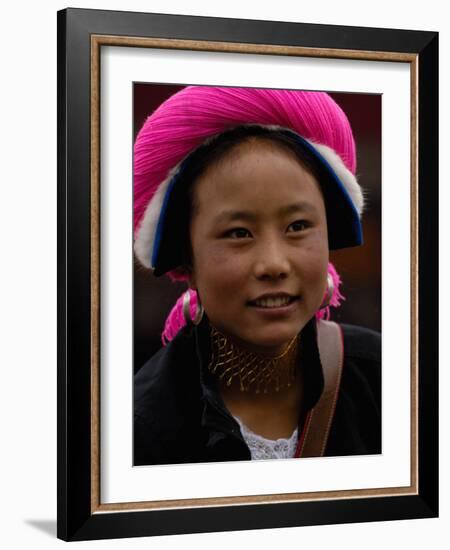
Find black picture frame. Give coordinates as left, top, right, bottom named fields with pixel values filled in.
left=57, top=7, right=438, bottom=541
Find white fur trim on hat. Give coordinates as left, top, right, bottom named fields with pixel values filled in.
left=133, top=128, right=364, bottom=270
left=312, top=141, right=364, bottom=214
left=134, top=163, right=181, bottom=269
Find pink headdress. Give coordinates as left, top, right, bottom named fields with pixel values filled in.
left=133, top=86, right=362, bottom=344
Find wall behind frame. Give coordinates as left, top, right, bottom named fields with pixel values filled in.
left=1, top=1, right=446, bottom=550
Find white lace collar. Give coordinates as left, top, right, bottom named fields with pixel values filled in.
left=233, top=415, right=298, bottom=460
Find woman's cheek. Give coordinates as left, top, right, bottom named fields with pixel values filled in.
left=297, top=246, right=329, bottom=303
left=194, top=244, right=249, bottom=289
left=208, top=242, right=247, bottom=268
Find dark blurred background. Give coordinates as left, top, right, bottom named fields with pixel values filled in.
left=133, top=84, right=381, bottom=373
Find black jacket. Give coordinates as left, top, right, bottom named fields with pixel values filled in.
left=134, top=316, right=381, bottom=465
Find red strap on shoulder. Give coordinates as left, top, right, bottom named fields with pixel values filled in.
left=294, top=321, right=344, bottom=458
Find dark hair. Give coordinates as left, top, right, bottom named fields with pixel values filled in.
left=174, top=125, right=326, bottom=273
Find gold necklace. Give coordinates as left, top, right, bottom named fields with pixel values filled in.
left=207, top=326, right=299, bottom=394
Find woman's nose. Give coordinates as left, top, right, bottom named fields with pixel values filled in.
left=253, top=239, right=291, bottom=280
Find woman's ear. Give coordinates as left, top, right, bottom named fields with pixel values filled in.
left=188, top=267, right=197, bottom=290
left=169, top=264, right=197, bottom=288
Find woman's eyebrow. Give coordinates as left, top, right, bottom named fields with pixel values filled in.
left=278, top=202, right=318, bottom=216
left=213, top=210, right=258, bottom=224
left=213, top=202, right=318, bottom=224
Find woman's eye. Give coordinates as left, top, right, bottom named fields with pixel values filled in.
left=287, top=220, right=309, bottom=233
left=226, top=228, right=252, bottom=239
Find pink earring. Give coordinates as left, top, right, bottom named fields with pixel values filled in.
left=316, top=263, right=345, bottom=321
left=182, top=289, right=204, bottom=326
left=320, top=273, right=335, bottom=310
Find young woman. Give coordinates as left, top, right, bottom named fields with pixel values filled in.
left=133, top=86, right=381, bottom=465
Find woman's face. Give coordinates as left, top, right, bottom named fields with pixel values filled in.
left=189, top=138, right=329, bottom=355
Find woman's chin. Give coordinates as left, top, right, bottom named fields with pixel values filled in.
left=235, top=328, right=302, bottom=356
left=210, top=315, right=311, bottom=355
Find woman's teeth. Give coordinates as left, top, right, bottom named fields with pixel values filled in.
left=253, top=296, right=293, bottom=308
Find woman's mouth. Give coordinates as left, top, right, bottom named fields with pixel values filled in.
left=248, top=294, right=298, bottom=309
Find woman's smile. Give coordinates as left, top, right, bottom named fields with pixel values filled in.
left=246, top=295, right=301, bottom=324
left=247, top=292, right=298, bottom=308
left=188, top=137, right=329, bottom=355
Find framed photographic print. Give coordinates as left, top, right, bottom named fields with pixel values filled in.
left=57, top=7, right=438, bottom=541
